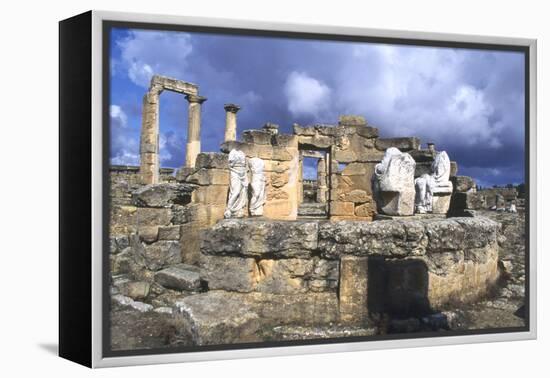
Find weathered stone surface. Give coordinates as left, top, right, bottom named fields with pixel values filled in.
left=132, top=183, right=195, bottom=208
left=356, top=126, right=379, bottom=139
left=110, top=235, right=130, bottom=254
left=376, top=137, right=420, bottom=151
left=111, top=296, right=186, bottom=351
left=339, top=256, right=368, bottom=324
left=318, top=217, right=499, bottom=258
left=138, top=226, right=158, bottom=243
left=142, top=241, right=182, bottom=271
left=112, top=294, right=153, bottom=312
left=186, top=168, right=229, bottom=186
left=242, top=129, right=273, bottom=145
left=330, top=201, right=355, bottom=216
left=201, top=219, right=319, bottom=258
left=451, top=176, right=476, bottom=193
left=338, top=114, right=367, bottom=127
left=249, top=292, right=339, bottom=325
left=195, top=152, right=228, bottom=169
left=200, top=255, right=257, bottom=292
left=174, top=291, right=262, bottom=345
left=339, top=189, right=369, bottom=203
left=158, top=225, right=180, bottom=240
left=117, top=281, right=150, bottom=300
left=154, top=266, right=201, bottom=291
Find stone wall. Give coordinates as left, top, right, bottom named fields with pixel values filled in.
left=200, top=216, right=501, bottom=325
left=220, top=129, right=300, bottom=220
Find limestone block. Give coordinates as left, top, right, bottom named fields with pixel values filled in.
left=242, top=129, right=273, bottom=145
left=180, top=222, right=203, bottom=264
left=432, top=194, right=452, bottom=214
left=134, top=208, right=173, bottom=227
left=200, top=255, right=257, bottom=292
left=357, top=126, right=379, bottom=138
left=297, top=134, right=333, bottom=149
left=195, top=153, right=228, bottom=169
left=200, top=219, right=319, bottom=258
left=175, top=292, right=261, bottom=345
left=195, top=185, right=229, bottom=205
left=330, top=201, right=355, bottom=216
left=451, top=176, right=476, bottom=192
left=158, top=225, right=180, bottom=240
left=338, top=114, right=367, bottom=127
left=117, top=281, right=150, bottom=300
left=254, top=259, right=313, bottom=294
left=142, top=241, right=181, bottom=271
left=339, top=256, right=369, bottom=324
left=355, top=202, right=375, bottom=218
left=272, top=134, right=298, bottom=147
left=375, top=137, right=420, bottom=151
left=339, top=189, right=369, bottom=203
left=186, top=168, right=229, bottom=186
left=154, top=266, right=201, bottom=291
left=248, top=292, right=339, bottom=326
left=132, top=183, right=195, bottom=208
left=138, top=226, right=159, bottom=243
left=271, top=146, right=296, bottom=161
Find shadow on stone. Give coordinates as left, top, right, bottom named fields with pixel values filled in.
left=367, top=257, right=431, bottom=317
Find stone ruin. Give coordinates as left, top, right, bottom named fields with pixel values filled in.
left=108, top=75, right=523, bottom=349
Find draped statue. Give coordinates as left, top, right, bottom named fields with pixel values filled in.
left=224, top=149, right=248, bottom=218
left=248, top=157, right=266, bottom=216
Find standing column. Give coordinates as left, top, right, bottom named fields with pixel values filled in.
left=317, top=157, right=327, bottom=203
left=223, top=103, right=241, bottom=142
left=139, top=87, right=162, bottom=184
left=185, top=94, right=207, bottom=168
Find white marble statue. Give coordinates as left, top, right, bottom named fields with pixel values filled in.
left=373, top=147, right=416, bottom=216
left=224, top=149, right=248, bottom=218
left=414, top=173, right=435, bottom=213
left=414, top=151, right=453, bottom=214
left=248, top=157, right=266, bottom=216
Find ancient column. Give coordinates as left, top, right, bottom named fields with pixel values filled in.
left=223, top=103, right=240, bottom=142
left=185, top=94, right=207, bottom=168
left=317, top=157, right=327, bottom=203
left=139, top=86, right=162, bottom=184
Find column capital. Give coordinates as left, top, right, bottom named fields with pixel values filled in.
left=185, top=94, right=207, bottom=104
left=224, top=103, right=241, bottom=113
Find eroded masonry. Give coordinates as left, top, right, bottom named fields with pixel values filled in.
left=109, top=75, right=525, bottom=349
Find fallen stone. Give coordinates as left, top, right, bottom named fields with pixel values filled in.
left=174, top=291, right=262, bottom=345
left=155, top=266, right=201, bottom=291
left=111, top=294, right=153, bottom=312
left=118, top=281, right=150, bottom=300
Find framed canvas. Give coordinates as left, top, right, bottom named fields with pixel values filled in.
left=59, top=10, right=537, bottom=368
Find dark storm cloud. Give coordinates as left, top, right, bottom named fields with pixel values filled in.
left=110, top=28, right=525, bottom=186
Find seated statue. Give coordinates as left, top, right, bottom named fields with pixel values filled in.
left=248, top=157, right=266, bottom=216
left=373, top=147, right=416, bottom=216
left=415, top=151, right=453, bottom=214
left=224, top=149, right=248, bottom=218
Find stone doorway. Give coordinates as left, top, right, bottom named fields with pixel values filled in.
left=298, top=148, right=330, bottom=218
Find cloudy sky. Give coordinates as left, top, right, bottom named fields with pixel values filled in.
left=109, top=27, right=525, bottom=187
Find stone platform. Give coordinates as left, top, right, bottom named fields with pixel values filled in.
left=198, top=217, right=501, bottom=329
